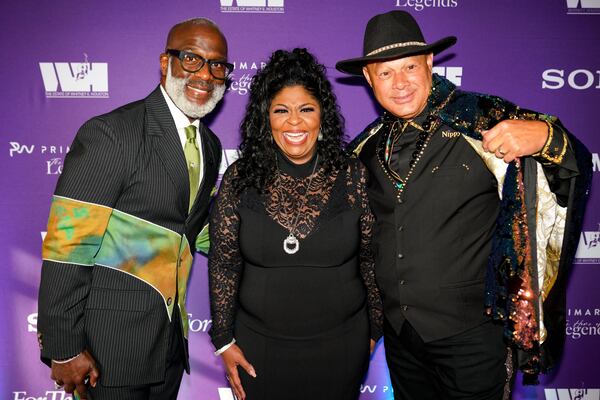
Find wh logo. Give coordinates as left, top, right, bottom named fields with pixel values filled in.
left=432, top=66, right=462, bottom=87
left=9, top=142, right=35, bottom=157
left=220, top=0, right=284, bottom=13
left=566, top=0, right=600, bottom=14
left=219, top=149, right=241, bottom=175
left=574, top=226, right=600, bottom=263
left=545, top=388, right=599, bottom=400
left=220, top=0, right=283, bottom=5
left=39, top=53, right=109, bottom=98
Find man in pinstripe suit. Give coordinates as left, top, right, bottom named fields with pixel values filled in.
left=37, top=18, right=229, bottom=399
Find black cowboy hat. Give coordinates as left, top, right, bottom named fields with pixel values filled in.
left=336, top=10, right=457, bottom=76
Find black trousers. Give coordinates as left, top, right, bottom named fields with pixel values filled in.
left=87, top=308, right=185, bottom=400
left=384, top=319, right=509, bottom=400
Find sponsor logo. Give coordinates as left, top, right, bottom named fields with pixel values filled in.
left=13, top=391, right=73, bottom=400
left=28, top=313, right=37, bottom=332
left=566, top=0, right=600, bottom=14
left=7, top=143, right=240, bottom=177
left=9, top=142, right=35, bottom=157
left=542, top=69, right=600, bottom=90
left=395, top=0, right=458, bottom=11
left=228, top=60, right=266, bottom=96
left=46, top=158, right=64, bottom=175
left=432, top=66, right=462, bottom=87
left=7, top=141, right=69, bottom=175
left=574, top=223, right=600, bottom=264
left=39, top=53, right=109, bottom=98
left=187, top=313, right=212, bottom=333
left=360, top=385, right=393, bottom=394
left=228, top=73, right=253, bottom=95
left=220, top=0, right=284, bottom=13
left=566, top=308, right=600, bottom=340
left=545, top=388, right=600, bottom=400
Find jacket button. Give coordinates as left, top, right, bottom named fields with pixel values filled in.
left=397, top=253, right=404, bottom=259
left=401, top=305, right=408, bottom=311
left=400, top=280, right=405, bottom=285
left=398, top=226, right=403, bottom=232
left=167, top=297, right=173, bottom=306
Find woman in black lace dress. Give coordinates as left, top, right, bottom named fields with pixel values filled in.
left=208, top=48, right=383, bottom=400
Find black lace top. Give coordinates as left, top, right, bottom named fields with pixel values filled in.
left=208, top=153, right=383, bottom=350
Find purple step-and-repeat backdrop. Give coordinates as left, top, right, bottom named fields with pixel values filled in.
left=1, top=0, right=599, bottom=399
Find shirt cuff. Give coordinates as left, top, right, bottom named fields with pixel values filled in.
left=214, top=339, right=236, bottom=356
left=533, top=120, right=568, bottom=165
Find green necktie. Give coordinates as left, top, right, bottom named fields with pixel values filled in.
left=184, top=125, right=200, bottom=212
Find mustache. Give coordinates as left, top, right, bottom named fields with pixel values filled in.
left=184, top=77, right=214, bottom=91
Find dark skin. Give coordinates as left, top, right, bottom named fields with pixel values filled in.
left=49, top=22, right=228, bottom=398
left=159, top=23, right=228, bottom=123
left=51, top=351, right=98, bottom=399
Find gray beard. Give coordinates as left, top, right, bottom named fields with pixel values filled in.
left=164, top=61, right=225, bottom=119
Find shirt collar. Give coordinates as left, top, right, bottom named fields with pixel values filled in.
left=160, top=85, right=199, bottom=130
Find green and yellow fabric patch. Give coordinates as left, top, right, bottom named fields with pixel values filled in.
left=42, top=196, right=195, bottom=337
left=42, top=196, right=112, bottom=265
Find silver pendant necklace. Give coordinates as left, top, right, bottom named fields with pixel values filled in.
left=280, top=154, right=319, bottom=255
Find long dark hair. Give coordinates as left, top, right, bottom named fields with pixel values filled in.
left=232, top=48, right=346, bottom=193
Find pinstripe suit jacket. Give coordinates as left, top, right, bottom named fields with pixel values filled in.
left=37, top=85, right=222, bottom=386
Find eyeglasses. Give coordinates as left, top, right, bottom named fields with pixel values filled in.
left=166, top=49, right=233, bottom=80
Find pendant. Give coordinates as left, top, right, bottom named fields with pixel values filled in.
left=283, top=233, right=299, bottom=254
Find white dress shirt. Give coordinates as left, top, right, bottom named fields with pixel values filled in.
left=160, top=85, right=204, bottom=187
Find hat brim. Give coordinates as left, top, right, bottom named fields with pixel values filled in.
left=335, top=36, right=457, bottom=76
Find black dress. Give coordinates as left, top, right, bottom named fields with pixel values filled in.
left=208, top=153, right=383, bottom=400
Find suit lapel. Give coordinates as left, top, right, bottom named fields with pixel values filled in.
left=145, top=86, right=189, bottom=214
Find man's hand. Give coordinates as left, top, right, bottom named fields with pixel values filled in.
left=482, top=120, right=548, bottom=163
left=221, top=344, right=256, bottom=400
left=51, top=350, right=99, bottom=399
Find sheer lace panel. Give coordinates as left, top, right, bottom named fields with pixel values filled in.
left=264, top=168, right=338, bottom=239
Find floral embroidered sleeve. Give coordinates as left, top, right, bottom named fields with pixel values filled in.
left=352, top=160, right=384, bottom=341
left=208, top=163, right=243, bottom=350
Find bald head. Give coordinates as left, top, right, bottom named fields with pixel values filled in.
left=165, top=18, right=227, bottom=54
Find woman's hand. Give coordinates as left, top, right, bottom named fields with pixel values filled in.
left=221, top=344, right=256, bottom=400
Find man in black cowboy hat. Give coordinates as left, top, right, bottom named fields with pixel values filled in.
left=337, top=10, right=592, bottom=399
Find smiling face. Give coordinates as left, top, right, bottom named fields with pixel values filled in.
left=269, top=85, right=321, bottom=165
left=160, top=23, right=228, bottom=119
left=363, top=53, right=433, bottom=120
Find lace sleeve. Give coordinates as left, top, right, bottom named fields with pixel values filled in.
left=208, top=163, right=243, bottom=350
left=352, top=160, right=384, bottom=341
